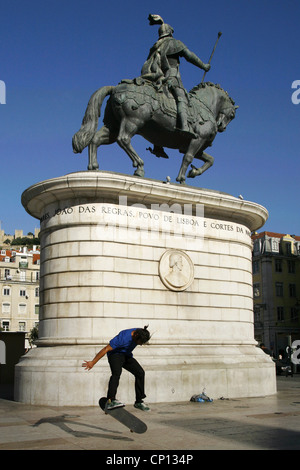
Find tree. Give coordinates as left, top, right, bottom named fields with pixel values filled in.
left=11, top=237, right=40, bottom=247
left=29, top=325, right=38, bottom=346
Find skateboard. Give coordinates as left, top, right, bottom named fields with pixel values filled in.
left=99, top=397, right=147, bottom=434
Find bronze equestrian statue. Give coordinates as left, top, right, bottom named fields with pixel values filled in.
left=72, top=15, right=238, bottom=184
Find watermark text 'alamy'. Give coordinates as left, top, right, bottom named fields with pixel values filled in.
left=0, top=80, right=6, bottom=104
left=291, top=80, right=300, bottom=105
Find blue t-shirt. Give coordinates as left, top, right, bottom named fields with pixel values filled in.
left=108, top=328, right=137, bottom=358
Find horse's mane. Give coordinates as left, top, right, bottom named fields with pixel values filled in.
left=189, top=81, right=235, bottom=105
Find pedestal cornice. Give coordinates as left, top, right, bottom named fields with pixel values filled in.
left=22, top=171, right=268, bottom=232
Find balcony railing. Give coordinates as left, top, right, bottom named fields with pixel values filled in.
left=1, top=274, right=39, bottom=283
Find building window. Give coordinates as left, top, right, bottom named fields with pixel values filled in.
left=286, top=243, right=292, bottom=255
left=253, top=283, right=260, bottom=298
left=253, top=260, right=260, bottom=274
left=288, top=260, right=296, bottom=274
left=289, top=284, right=296, bottom=297
left=253, top=240, right=261, bottom=254
left=35, top=304, right=39, bottom=315
left=18, top=303, right=27, bottom=314
left=35, top=287, right=39, bottom=297
left=254, top=309, right=261, bottom=323
left=291, top=307, right=298, bottom=322
left=1, top=321, right=9, bottom=331
left=19, top=258, right=28, bottom=268
left=3, top=287, right=10, bottom=296
left=19, top=322, right=26, bottom=332
left=275, top=282, right=283, bottom=297
left=2, top=302, right=10, bottom=314
left=277, top=306, right=284, bottom=321
left=275, top=259, right=282, bottom=272
left=4, top=268, right=11, bottom=279
left=19, top=289, right=26, bottom=297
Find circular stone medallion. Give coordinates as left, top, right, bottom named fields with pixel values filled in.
left=159, top=249, right=194, bottom=291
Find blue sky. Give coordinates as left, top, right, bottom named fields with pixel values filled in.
left=0, top=0, right=299, bottom=236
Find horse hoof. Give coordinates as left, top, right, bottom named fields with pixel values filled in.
left=134, top=168, right=145, bottom=178
left=176, top=176, right=186, bottom=184
left=188, top=169, right=198, bottom=178
left=188, top=166, right=203, bottom=178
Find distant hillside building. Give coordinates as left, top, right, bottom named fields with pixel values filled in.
left=0, top=228, right=40, bottom=245
left=252, top=231, right=300, bottom=357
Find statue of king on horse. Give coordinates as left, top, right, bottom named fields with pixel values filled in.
left=72, top=14, right=238, bottom=184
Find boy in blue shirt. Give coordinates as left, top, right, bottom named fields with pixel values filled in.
left=82, top=326, right=150, bottom=410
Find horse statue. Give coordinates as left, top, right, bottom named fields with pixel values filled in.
left=72, top=80, right=238, bottom=184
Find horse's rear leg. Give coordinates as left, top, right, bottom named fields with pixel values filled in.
left=88, top=125, right=117, bottom=170
left=116, top=119, right=145, bottom=177
left=88, top=143, right=98, bottom=170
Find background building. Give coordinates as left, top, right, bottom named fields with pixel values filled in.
left=0, top=246, right=40, bottom=347
left=252, top=231, right=300, bottom=358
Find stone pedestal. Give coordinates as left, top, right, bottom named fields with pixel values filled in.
left=15, top=171, right=276, bottom=405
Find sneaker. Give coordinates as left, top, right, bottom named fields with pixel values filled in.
left=105, top=399, right=125, bottom=410
left=134, top=401, right=150, bottom=411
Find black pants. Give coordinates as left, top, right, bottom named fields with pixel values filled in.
left=107, top=353, right=146, bottom=403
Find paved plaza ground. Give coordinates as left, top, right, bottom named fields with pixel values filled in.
left=0, top=375, right=299, bottom=452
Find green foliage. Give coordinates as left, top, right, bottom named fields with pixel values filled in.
left=29, top=325, right=39, bottom=346
left=11, top=237, right=40, bottom=247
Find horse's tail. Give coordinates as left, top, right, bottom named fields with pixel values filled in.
left=72, top=85, right=114, bottom=153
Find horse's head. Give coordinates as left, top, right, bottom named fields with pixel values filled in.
left=217, top=103, right=238, bottom=132
left=215, top=85, right=238, bottom=132
left=189, top=82, right=238, bottom=133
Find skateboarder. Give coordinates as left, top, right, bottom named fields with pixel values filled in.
left=82, top=326, right=151, bottom=411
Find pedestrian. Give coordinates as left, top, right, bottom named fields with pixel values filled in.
left=82, top=326, right=151, bottom=411
left=286, top=345, right=294, bottom=377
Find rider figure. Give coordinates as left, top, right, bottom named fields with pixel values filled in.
left=141, top=16, right=211, bottom=137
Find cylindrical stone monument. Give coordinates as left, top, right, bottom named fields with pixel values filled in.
left=15, top=171, right=276, bottom=405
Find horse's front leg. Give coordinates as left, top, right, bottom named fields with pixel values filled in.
left=187, top=152, right=214, bottom=178
left=177, top=122, right=217, bottom=182
left=176, top=139, right=202, bottom=184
